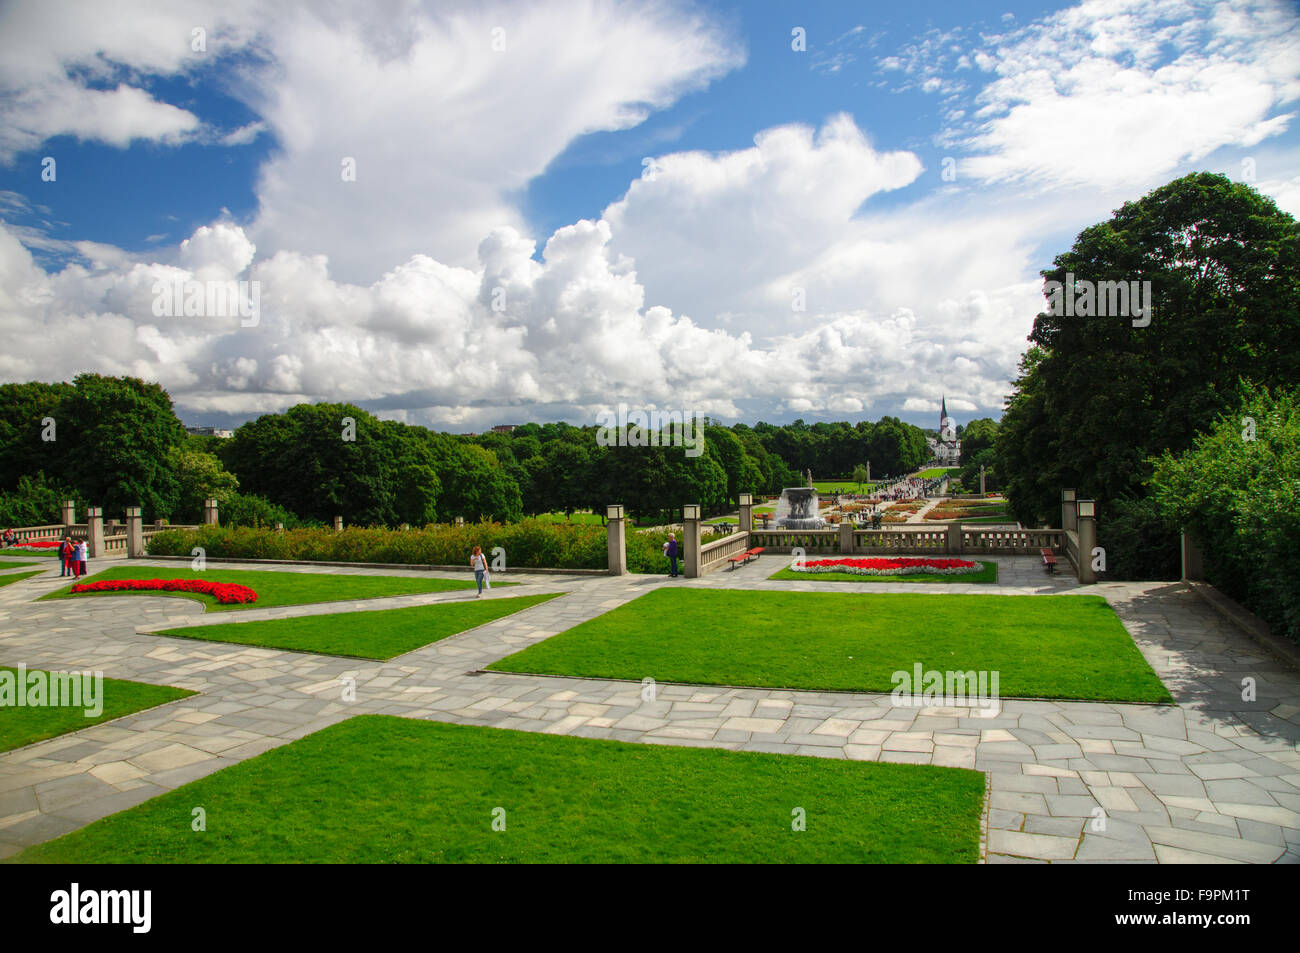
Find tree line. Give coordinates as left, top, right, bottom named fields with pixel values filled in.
left=0, top=377, right=935, bottom=526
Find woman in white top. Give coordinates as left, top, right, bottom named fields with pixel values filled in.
left=470, top=546, right=489, bottom=596
left=75, top=539, right=89, bottom=577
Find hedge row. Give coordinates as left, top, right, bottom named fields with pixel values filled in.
left=147, top=521, right=681, bottom=574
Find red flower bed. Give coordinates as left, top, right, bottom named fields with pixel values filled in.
left=792, top=556, right=982, bottom=576
left=8, top=539, right=61, bottom=549
left=71, top=578, right=258, bottom=604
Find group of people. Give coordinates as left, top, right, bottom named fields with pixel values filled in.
left=0, top=528, right=16, bottom=547
left=60, top=537, right=88, bottom=577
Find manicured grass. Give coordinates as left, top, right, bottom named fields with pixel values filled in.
left=0, top=548, right=60, bottom=557
left=915, top=468, right=959, bottom=479
left=42, top=566, right=494, bottom=612
left=490, top=588, right=1172, bottom=703
left=0, top=559, right=40, bottom=568
left=810, top=481, right=875, bottom=494
left=152, top=592, right=563, bottom=659
left=0, top=668, right=194, bottom=753
left=0, top=570, right=44, bottom=588
left=767, top=561, right=998, bottom=584
left=13, top=715, right=985, bottom=863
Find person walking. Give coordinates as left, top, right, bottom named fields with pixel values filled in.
left=664, top=533, right=679, bottom=578
left=470, top=545, right=489, bottom=596
left=59, top=536, right=74, bottom=577
left=74, top=538, right=88, bottom=578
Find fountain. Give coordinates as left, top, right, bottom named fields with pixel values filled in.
left=775, top=486, right=826, bottom=530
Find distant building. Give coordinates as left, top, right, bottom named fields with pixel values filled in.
left=925, top=396, right=961, bottom=465
left=186, top=426, right=233, bottom=439
left=490, top=424, right=518, bottom=434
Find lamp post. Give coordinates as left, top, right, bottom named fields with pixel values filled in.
left=605, top=504, right=626, bottom=575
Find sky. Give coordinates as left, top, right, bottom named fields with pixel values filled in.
left=0, top=0, right=1297, bottom=434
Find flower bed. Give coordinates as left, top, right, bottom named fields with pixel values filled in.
left=791, top=557, right=983, bottom=576
left=71, top=578, right=259, bottom=604
left=6, top=539, right=61, bottom=550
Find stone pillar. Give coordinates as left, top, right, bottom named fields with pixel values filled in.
left=1181, top=530, right=1204, bottom=582
left=1061, top=489, right=1077, bottom=533
left=838, top=520, right=855, bottom=555
left=979, top=465, right=986, bottom=495
left=738, top=493, right=753, bottom=533
left=946, top=522, right=963, bottom=555
left=334, top=516, right=344, bottom=532
left=126, top=507, right=144, bottom=558
left=86, top=507, right=104, bottom=558
left=203, top=498, right=219, bottom=525
left=683, top=505, right=702, bottom=579
left=454, top=516, right=464, bottom=527
left=274, top=522, right=285, bottom=533
left=1076, top=501, right=1097, bottom=584
left=62, top=499, right=76, bottom=529
left=606, top=505, right=627, bottom=576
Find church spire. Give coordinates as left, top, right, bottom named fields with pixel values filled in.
left=940, top=395, right=948, bottom=429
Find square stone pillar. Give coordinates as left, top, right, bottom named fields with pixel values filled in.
left=838, top=520, right=855, bottom=555
left=1180, top=529, right=1204, bottom=582
left=1076, top=501, right=1097, bottom=584
left=62, top=499, right=76, bottom=529
left=334, top=516, right=344, bottom=532
left=979, top=465, right=986, bottom=495
left=86, top=507, right=105, bottom=557
left=1061, top=489, right=1077, bottom=533
left=203, top=498, right=219, bottom=525
left=738, top=493, right=753, bottom=533
left=683, top=504, right=702, bottom=578
left=274, top=522, right=285, bottom=533
left=605, top=505, right=627, bottom=576
left=946, top=522, right=963, bottom=554
left=126, top=507, right=144, bottom=558
left=454, top=516, right=464, bottom=526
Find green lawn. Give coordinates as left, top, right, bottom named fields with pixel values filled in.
left=915, top=468, right=960, bottom=479
left=12, top=715, right=985, bottom=863
left=152, top=593, right=563, bottom=659
left=42, top=566, right=492, bottom=612
left=0, top=547, right=60, bottom=557
left=0, top=559, right=40, bottom=568
left=490, top=588, right=1171, bottom=703
left=767, top=561, right=998, bottom=584
left=0, top=668, right=194, bottom=753
left=0, top=570, right=43, bottom=588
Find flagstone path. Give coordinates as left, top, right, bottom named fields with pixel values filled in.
left=0, top=554, right=1297, bottom=864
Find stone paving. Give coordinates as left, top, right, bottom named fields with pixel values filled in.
left=0, top=553, right=1297, bottom=863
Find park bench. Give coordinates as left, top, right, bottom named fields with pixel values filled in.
left=1040, top=547, right=1058, bottom=574
left=727, top=547, right=765, bottom=570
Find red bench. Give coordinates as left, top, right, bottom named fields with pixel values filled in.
left=1040, top=548, right=1058, bottom=574
left=727, top=547, right=766, bottom=570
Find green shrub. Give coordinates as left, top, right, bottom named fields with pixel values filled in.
left=148, top=519, right=610, bottom=570
left=1150, top=385, right=1300, bottom=643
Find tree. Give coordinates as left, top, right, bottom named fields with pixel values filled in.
left=167, top=446, right=239, bottom=523
left=0, top=381, right=73, bottom=493
left=59, top=374, right=187, bottom=519
left=1000, top=172, right=1300, bottom=539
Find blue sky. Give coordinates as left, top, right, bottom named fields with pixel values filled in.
left=1, top=0, right=1297, bottom=432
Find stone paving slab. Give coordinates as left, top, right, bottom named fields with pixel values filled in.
left=0, top=554, right=1297, bottom=863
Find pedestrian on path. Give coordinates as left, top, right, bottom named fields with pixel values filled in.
left=59, top=536, right=74, bottom=577
left=470, top=545, right=489, bottom=596
left=74, top=538, right=88, bottom=577
left=664, top=534, right=679, bottom=578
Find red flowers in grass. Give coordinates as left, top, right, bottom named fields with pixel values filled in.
left=71, top=578, right=258, bottom=604
left=10, top=539, right=61, bottom=549
left=793, top=557, right=982, bottom=576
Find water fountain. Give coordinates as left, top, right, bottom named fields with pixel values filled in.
left=774, top=486, right=827, bottom=530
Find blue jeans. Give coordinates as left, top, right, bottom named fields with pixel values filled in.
left=475, top=569, right=486, bottom=593
left=668, top=556, right=678, bottom=577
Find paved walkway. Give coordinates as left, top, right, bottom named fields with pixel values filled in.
left=0, top=554, right=1297, bottom=863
